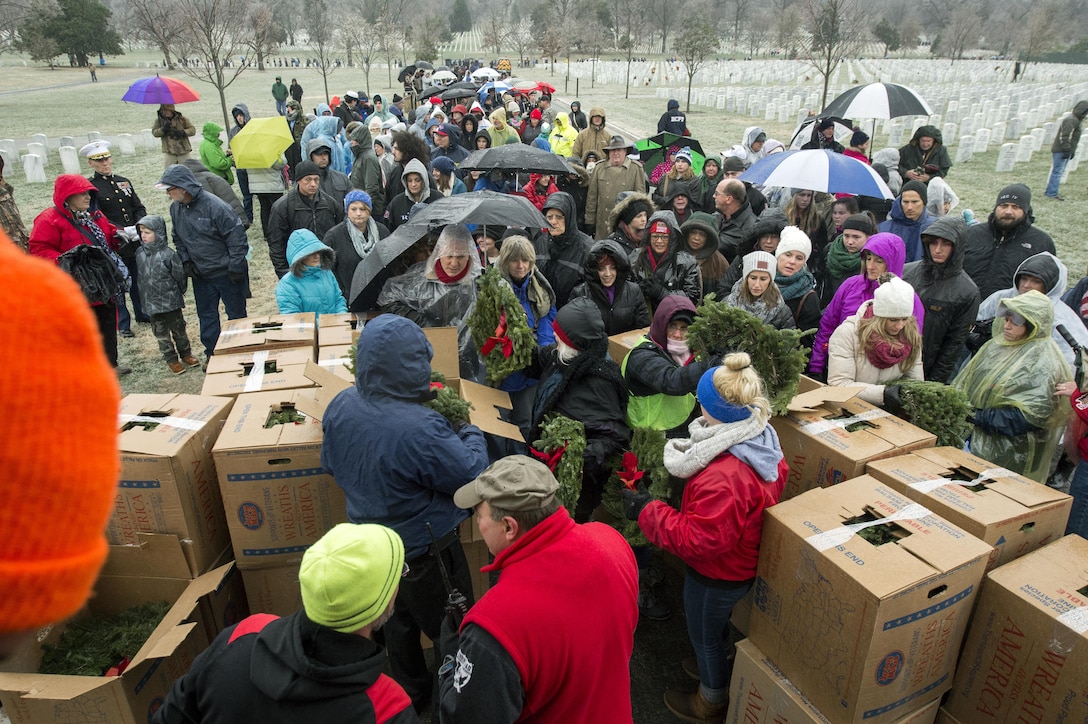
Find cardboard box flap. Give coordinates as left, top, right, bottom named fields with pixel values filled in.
left=211, top=390, right=325, bottom=451
left=140, top=622, right=199, bottom=662
left=787, top=385, right=864, bottom=412
left=103, top=533, right=193, bottom=580
left=990, top=535, right=1088, bottom=620
left=296, top=360, right=354, bottom=422
left=0, top=671, right=124, bottom=699
left=460, top=379, right=521, bottom=440
left=422, top=327, right=459, bottom=380
left=206, top=347, right=313, bottom=375
left=319, top=312, right=357, bottom=328
left=118, top=394, right=232, bottom=455
left=911, top=447, right=1068, bottom=508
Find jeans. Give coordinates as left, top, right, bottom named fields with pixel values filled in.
left=151, top=309, right=192, bottom=363
left=683, top=573, right=751, bottom=693
left=236, top=169, right=254, bottom=223
left=116, top=254, right=149, bottom=331
left=1067, top=461, right=1088, bottom=537
left=192, top=274, right=247, bottom=357
left=275, top=99, right=287, bottom=116
left=1045, top=152, right=1070, bottom=197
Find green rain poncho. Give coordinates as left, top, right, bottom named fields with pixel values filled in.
left=953, top=290, right=1072, bottom=483
left=199, top=122, right=234, bottom=185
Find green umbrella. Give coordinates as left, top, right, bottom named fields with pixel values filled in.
left=637, top=132, right=706, bottom=181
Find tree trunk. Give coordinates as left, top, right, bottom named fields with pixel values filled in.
left=686, top=73, right=693, bottom=112
left=157, top=42, right=175, bottom=70
left=257, top=49, right=265, bottom=71
left=216, top=65, right=231, bottom=132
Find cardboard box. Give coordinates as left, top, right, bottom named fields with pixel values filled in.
left=933, top=708, right=963, bottom=724
left=296, top=327, right=523, bottom=441
left=727, top=639, right=941, bottom=724
left=211, top=390, right=349, bottom=569
left=315, top=344, right=355, bottom=383
left=771, top=386, right=936, bottom=500
left=866, top=447, right=1072, bottom=570
left=240, top=563, right=302, bottom=618
left=944, top=535, right=1088, bottom=724
left=213, top=313, right=317, bottom=355
left=608, top=326, right=649, bottom=364
left=748, top=475, right=992, bottom=724
left=0, top=559, right=234, bottom=724
left=116, top=394, right=235, bottom=577
left=201, top=346, right=316, bottom=397
left=318, top=312, right=357, bottom=328
left=317, top=324, right=359, bottom=347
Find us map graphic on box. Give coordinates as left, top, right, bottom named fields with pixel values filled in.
left=54, top=696, right=111, bottom=722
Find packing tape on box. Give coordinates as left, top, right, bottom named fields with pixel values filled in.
left=218, top=322, right=316, bottom=336
left=908, top=467, right=1018, bottom=494
left=1056, top=606, right=1088, bottom=634
left=118, top=413, right=207, bottom=431
left=243, top=350, right=270, bottom=392
left=806, top=502, right=932, bottom=551
left=802, top=408, right=891, bottom=436
left=318, top=357, right=350, bottom=368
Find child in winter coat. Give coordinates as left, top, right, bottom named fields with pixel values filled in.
left=275, top=229, right=348, bottom=315
left=134, top=215, right=198, bottom=375
left=198, top=122, right=234, bottom=185
left=725, top=251, right=796, bottom=330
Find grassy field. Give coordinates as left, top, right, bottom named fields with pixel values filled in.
left=3, top=48, right=1084, bottom=398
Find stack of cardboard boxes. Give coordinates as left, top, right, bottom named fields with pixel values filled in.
left=202, top=313, right=325, bottom=398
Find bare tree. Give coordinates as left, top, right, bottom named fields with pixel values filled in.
left=505, top=21, right=534, bottom=67
left=1018, top=3, right=1058, bottom=61
left=128, top=0, right=184, bottom=68
left=936, top=1, right=979, bottom=63
left=728, top=0, right=751, bottom=51
left=674, top=21, right=719, bottom=111
left=611, top=0, right=648, bottom=99
left=798, top=0, right=865, bottom=106
left=480, top=10, right=505, bottom=55
left=305, top=0, right=337, bottom=103
left=176, top=0, right=252, bottom=130
left=653, top=0, right=687, bottom=54
left=247, top=3, right=285, bottom=71
left=342, top=18, right=384, bottom=94
left=774, top=4, right=802, bottom=58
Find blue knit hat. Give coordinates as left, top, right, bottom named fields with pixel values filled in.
left=344, top=189, right=372, bottom=212
left=433, top=156, right=456, bottom=175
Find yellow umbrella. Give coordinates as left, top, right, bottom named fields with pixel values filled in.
left=230, top=116, right=292, bottom=169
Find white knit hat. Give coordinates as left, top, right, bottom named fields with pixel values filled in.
left=873, top=276, right=915, bottom=318
left=743, top=251, right=777, bottom=279
left=775, top=226, right=812, bottom=262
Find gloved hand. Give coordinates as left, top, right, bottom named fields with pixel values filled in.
left=183, top=261, right=199, bottom=278
left=621, top=482, right=652, bottom=521
left=638, top=277, right=665, bottom=303
left=436, top=609, right=462, bottom=672
left=228, top=271, right=244, bottom=285
left=883, top=385, right=903, bottom=417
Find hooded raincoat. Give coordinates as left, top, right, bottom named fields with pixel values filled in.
left=902, top=215, right=980, bottom=382
left=157, top=164, right=249, bottom=279
left=810, top=232, right=926, bottom=375
left=897, top=125, right=952, bottom=180
left=628, top=210, right=701, bottom=310
left=275, top=229, right=348, bottom=315
left=954, top=291, right=1072, bottom=483
left=879, top=194, right=935, bottom=263
left=740, top=127, right=766, bottom=168
left=134, top=214, right=186, bottom=316
left=348, top=124, right=386, bottom=218
left=535, top=192, right=593, bottom=307
left=569, top=238, right=652, bottom=335
left=571, top=107, right=610, bottom=162
left=549, top=114, right=579, bottom=157
left=199, top=122, right=234, bottom=184
left=386, top=159, right=442, bottom=230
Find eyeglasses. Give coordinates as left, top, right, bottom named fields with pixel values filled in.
left=402, top=562, right=410, bottom=578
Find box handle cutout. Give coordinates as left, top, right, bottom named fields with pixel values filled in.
left=1018, top=521, right=1035, bottom=534
left=927, top=584, right=947, bottom=599
left=264, top=402, right=306, bottom=428
left=121, top=409, right=173, bottom=432
left=946, top=466, right=989, bottom=493
left=241, top=359, right=280, bottom=376
left=827, top=412, right=876, bottom=433
left=252, top=321, right=284, bottom=333
left=267, top=458, right=294, bottom=465
left=842, top=507, right=910, bottom=546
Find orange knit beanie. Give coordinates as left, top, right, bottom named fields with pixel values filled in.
left=0, top=230, right=120, bottom=632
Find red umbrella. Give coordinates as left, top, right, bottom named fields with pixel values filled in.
left=122, top=75, right=200, bottom=105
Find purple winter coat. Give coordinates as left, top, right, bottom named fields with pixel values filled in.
left=809, top=232, right=926, bottom=375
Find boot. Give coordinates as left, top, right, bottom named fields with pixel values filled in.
left=682, top=655, right=699, bottom=681
left=637, top=588, right=672, bottom=621
left=664, top=688, right=726, bottom=723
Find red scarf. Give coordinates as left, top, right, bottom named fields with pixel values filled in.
left=434, top=260, right=470, bottom=284
left=863, top=307, right=912, bottom=369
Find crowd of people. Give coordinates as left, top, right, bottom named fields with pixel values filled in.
left=3, top=73, right=1088, bottom=723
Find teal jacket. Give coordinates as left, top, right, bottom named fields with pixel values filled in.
left=274, top=229, right=347, bottom=315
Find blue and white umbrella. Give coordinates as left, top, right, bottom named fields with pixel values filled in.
left=478, top=81, right=512, bottom=99
left=740, top=150, right=893, bottom=199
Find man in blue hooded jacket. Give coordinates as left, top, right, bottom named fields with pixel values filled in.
left=320, top=314, right=488, bottom=712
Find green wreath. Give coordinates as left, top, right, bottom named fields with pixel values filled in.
left=601, top=428, right=671, bottom=545
left=686, top=295, right=811, bottom=416
left=892, top=379, right=973, bottom=448
left=468, top=266, right=537, bottom=387
left=532, top=413, right=586, bottom=514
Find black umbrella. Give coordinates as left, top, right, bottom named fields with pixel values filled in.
left=412, top=60, right=434, bottom=70
left=419, top=85, right=445, bottom=100
left=348, top=193, right=548, bottom=308
left=449, top=81, right=480, bottom=90
left=440, top=86, right=477, bottom=101
left=461, top=144, right=573, bottom=175
left=397, top=65, right=417, bottom=84
left=822, top=82, right=933, bottom=120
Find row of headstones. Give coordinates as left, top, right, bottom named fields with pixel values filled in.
left=1, top=130, right=159, bottom=184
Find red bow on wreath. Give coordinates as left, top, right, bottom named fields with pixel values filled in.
left=617, top=451, right=645, bottom=491
left=480, top=310, right=513, bottom=358
left=529, top=441, right=568, bottom=472
left=429, top=381, right=445, bottom=391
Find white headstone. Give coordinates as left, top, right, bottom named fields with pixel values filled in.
left=716, top=95, right=726, bottom=110
left=1030, top=128, right=1045, bottom=152
left=1006, top=117, right=1023, bottom=140
left=117, top=133, right=136, bottom=156
left=87, top=131, right=102, bottom=143
left=1015, top=136, right=1035, bottom=163
left=888, top=123, right=904, bottom=148
left=0, top=139, right=16, bottom=168
left=778, top=105, right=792, bottom=123
left=21, top=154, right=46, bottom=184
left=956, top=138, right=974, bottom=164
left=961, top=117, right=976, bottom=137
left=995, top=143, right=1017, bottom=172
left=30, top=133, right=48, bottom=156
left=942, top=123, right=958, bottom=146
left=1068, top=157, right=1079, bottom=174
left=973, top=129, right=992, bottom=153
left=59, top=135, right=74, bottom=148
left=928, top=114, right=942, bottom=129
left=1042, top=121, right=1058, bottom=145
left=765, top=102, right=776, bottom=121
left=991, top=122, right=1006, bottom=144
left=58, top=145, right=81, bottom=175
left=27, top=142, right=46, bottom=160
left=911, top=117, right=926, bottom=135
left=141, top=129, right=157, bottom=151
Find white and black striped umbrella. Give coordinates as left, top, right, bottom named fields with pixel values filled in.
left=822, top=82, right=933, bottom=120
